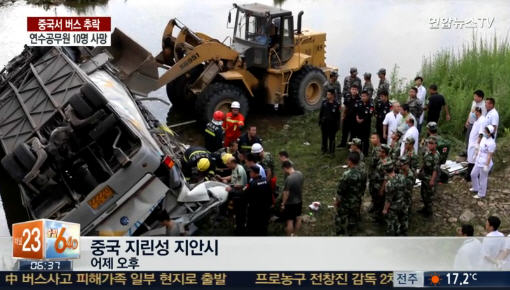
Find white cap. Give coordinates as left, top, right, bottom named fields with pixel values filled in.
left=231, top=101, right=241, bottom=109
left=487, top=125, right=495, bottom=134
left=251, top=143, right=263, bottom=154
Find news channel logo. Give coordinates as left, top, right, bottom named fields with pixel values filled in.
left=12, top=219, right=80, bottom=260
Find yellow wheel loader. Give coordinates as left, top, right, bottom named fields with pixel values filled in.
left=103, top=3, right=334, bottom=123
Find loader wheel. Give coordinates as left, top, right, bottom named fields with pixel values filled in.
left=289, top=65, right=326, bottom=112
left=197, top=82, right=249, bottom=123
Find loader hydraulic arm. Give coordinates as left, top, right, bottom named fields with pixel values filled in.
left=156, top=41, right=239, bottom=89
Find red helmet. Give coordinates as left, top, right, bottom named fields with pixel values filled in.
left=213, top=111, right=225, bottom=121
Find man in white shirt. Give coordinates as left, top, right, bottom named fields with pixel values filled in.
left=484, top=98, right=499, bottom=140
left=497, top=234, right=510, bottom=269
left=454, top=224, right=482, bottom=270
left=464, top=90, right=486, bottom=148
left=382, top=101, right=402, bottom=145
left=415, top=76, right=426, bottom=132
left=397, top=104, right=416, bottom=135
left=480, top=216, right=505, bottom=269
left=466, top=107, right=486, bottom=181
left=400, top=118, right=419, bottom=155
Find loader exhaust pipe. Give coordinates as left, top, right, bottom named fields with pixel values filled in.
left=297, top=11, right=304, bottom=34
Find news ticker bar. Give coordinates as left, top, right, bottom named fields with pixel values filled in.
left=2, top=237, right=510, bottom=271
left=0, top=271, right=510, bottom=288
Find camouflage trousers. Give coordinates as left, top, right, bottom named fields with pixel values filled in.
left=385, top=208, right=408, bottom=236
left=369, top=180, right=384, bottom=219
left=420, top=178, right=435, bottom=213
left=336, top=206, right=360, bottom=236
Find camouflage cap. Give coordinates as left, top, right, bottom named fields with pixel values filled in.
left=378, top=68, right=386, bottom=75
left=330, top=70, right=338, bottom=77
left=348, top=138, right=363, bottom=147
left=426, top=136, right=438, bottom=144
left=396, top=128, right=405, bottom=137
left=350, top=67, right=358, bottom=73
left=405, top=136, right=416, bottom=144
left=364, top=72, right=372, bottom=79
left=398, top=155, right=410, bottom=165
left=427, top=121, right=438, bottom=130
left=380, top=144, right=391, bottom=154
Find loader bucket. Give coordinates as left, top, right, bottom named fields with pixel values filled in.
left=100, top=28, right=160, bottom=96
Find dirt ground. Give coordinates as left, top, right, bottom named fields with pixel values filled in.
left=176, top=110, right=510, bottom=237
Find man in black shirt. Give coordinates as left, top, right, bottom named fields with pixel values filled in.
left=319, top=89, right=341, bottom=154
left=238, top=126, right=262, bottom=154
left=339, top=84, right=361, bottom=148
left=375, top=90, right=391, bottom=145
left=353, top=90, right=375, bottom=155
left=426, top=84, right=451, bottom=123
left=245, top=166, right=273, bottom=236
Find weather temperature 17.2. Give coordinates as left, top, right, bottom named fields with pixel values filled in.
left=446, top=272, right=478, bottom=286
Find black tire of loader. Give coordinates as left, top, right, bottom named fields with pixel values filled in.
left=196, top=82, right=249, bottom=124
left=289, top=65, right=327, bottom=112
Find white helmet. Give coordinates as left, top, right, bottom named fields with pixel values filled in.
left=231, top=101, right=241, bottom=109
left=251, top=143, right=263, bottom=154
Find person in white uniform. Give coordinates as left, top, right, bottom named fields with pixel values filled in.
left=497, top=234, right=510, bottom=269
left=382, top=101, right=402, bottom=145
left=470, top=125, right=496, bottom=198
left=480, top=216, right=505, bottom=270
left=453, top=224, right=482, bottom=270
left=400, top=118, right=419, bottom=156
left=464, top=90, right=486, bottom=148
left=484, top=98, right=499, bottom=140
left=414, top=76, right=426, bottom=132
left=466, top=107, right=486, bottom=181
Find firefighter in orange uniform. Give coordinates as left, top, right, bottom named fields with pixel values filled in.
left=223, top=101, right=245, bottom=148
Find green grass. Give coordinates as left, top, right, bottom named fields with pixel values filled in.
left=390, top=37, right=510, bottom=143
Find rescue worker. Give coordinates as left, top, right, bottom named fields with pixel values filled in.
left=367, top=133, right=381, bottom=213
left=323, top=70, right=341, bottom=103
left=319, top=89, right=340, bottom=154
left=238, top=126, right=262, bottom=154
left=374, top=144, right=392, bottom=222
left=399, top=155, right=415, bottom=225
left=375, top=90, right=391, bottom=144
left=223, top=101, right=245, bottom=149
left=426, top=121, right=450, bottom=165
left=245, top=165, right=273, bottom=236
left=339, top=84, right=361, bottom=147
left=382, top=161, right=407, bottom=236
left=362, top=72, right=374, bottom=99
left=403, top=137, right=419, bottom=173
left=407, top=87, right=423, bottom=122
left=389, top=129, right=404, bottom=162
left=353, top=90, right=374, bottom=155
left=251, top=143, right=276, bottom=201
left=418, top=137, right=440, bottom=217
left=335, top=152, right=366, bottom=235
left=181, top=146, right=215, bottom=182
left=224, top=156, right=248, bottom=235
left=376, top=68, right=390, bottom=104
left=342, top=67, right=362, bottom=99
left=204, top=110, right=225, bottom=152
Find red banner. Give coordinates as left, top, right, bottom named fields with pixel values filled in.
left=27, top=17, right=111, bottom=32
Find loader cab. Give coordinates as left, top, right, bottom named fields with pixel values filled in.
left=231, top=3, right=294, bottom=69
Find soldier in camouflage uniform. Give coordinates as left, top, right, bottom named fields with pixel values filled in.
left=403, top=137, right=420, bottom=173
left=426, top=122, right=450, bottom=165
left=376, top=68, right=390, bottom=105
left=397, top=155, right=415, bottom=235
left=418, top=137, right=440, bottom=216
left=389, top=129, right=404, bottom=161
left=323, top=70, right=342, bottom=103
left=407, top=87, right=424, bottom=123
left=362, top=72, right=374, bottom=99
left=382, top=161, right=407, bottom=236
left=349, top=138, right=365, bottom=171
left=342, top=67, right=362, bottom=99
left=372, top=144, right=392, bottom=222
left=335, top=152, right=367, bottom=235
left=367, top=133, right=382, bottom=213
